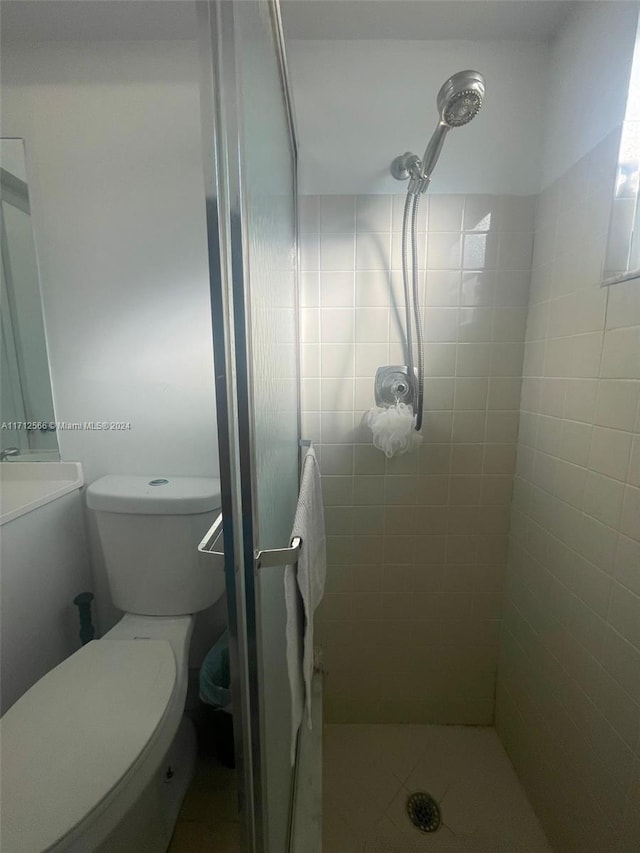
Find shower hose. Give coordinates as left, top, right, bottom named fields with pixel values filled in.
left=401, top=190, right=425, bottom=431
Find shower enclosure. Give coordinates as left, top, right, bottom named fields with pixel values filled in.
left=197, top=2, right=302, bottom=851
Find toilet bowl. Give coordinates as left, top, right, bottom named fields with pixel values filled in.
left=0, top=475, right=225, bottom=853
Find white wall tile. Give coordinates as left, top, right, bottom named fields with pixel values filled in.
left=425, top=271, right=461, bottom=306
left=322, top=378, right=355, bottom=412
left=354, top=343, right=389, bottom=376
left=355, top=308, right=389, bottom=343
left=458, top=307, right=493, bottom=342
left=454, top=377, right=488, bottom=410
left=427, top=232, right=463, bottom=270
left=606, top=279, right=640, bottom=329
left=495, top=270, right=531, bottom=307
left=628, top=435, right=640, bottom=487
left=583, top=471, right=625, bottom=528
left=600, top=327, right=640, bottom=379
left=497, top=134, right=640, bottom=853
left=356, top=195, right=392, bottom=233
left=429, top=195, right=464, bottom=232
left=501, top=196, right=536, bottom=232
left=498, top=231, right=534, bottom=271
left=320, top=271, right=355, bottom=308
left=300, top=232, right=319, bottom=271
left=423, top=377, right=455, bottom=411
left=320, top=233, right=356, bottom=270
left=490, top=343, right=525, bottom=377
left=322, top=343, right=355, bottom=378
left=461, top=271, right=496, bottom=306
left=488, top=377, right=522, bottom=410
left=452, top=411, right=486, bottom=443
left=589, top=427, right=632, bottom=481
left=298, top=194, right=319, bottom=233
left=300, top=271, right=320, bottom=307
left=462, top=232, right=498, bottom=270
left=620, top=486, right=640, bottom=542
left=594, top=380, right=639, bottom=431
left=356, top=232, right=392, bottom=270
left=301, top=192, right=532, bottom=730
left=424, top=308, right=460, bottom=342
left=321, top=308, right=354, bottom=344
left=424, top=343, right=457, bottom=376
left=320, top=195, right=356, bottom=233
left=355, top=270, right=396, bottom=307
left=463, top=194, right=502, bottom=232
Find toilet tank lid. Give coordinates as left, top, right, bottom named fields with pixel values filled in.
left=87, top=475, right=221, bottom=514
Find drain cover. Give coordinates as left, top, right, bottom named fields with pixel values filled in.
left=406, top=791, right=441, bottom=833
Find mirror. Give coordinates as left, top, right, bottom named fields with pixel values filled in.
left=1, top=139, right=59, bottom=459
left=602, top=18, right=640, bottom=285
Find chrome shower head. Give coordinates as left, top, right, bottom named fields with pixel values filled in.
left=419, top=69, right=485, bottom=185
left=390, top=69, right=486, bottom=193
left=437, top=70, right=485, bottom=128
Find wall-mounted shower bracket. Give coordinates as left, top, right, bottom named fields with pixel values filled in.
left=390, top=152, right=431, bottom=195
left=390, top=152, right=421, bottom=182
left=375, top=365, right=417, bottom=408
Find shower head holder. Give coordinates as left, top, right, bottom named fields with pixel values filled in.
left=390, top=152, right=429, bottom=194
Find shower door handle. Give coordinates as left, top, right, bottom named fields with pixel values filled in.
left=198, top=513, right=302, bottom=571
left=255, top=537, right=301, bottom=569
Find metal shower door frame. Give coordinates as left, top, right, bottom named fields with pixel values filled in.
left=196, top=2, right=300, bottom=851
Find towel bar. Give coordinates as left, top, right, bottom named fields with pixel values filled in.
left=198, top=513, right=302, bottom=570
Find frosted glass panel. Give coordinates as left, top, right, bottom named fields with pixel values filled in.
left=235, top=2, right=298, bottom=851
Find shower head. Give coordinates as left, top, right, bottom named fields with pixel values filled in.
left=390, top=69, right=485, bottom=193
left=437, top=70, right=485, bottom=128
left=420, top=70, right=485, bottom=181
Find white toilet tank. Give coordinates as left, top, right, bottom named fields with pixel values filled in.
left=87, top=475, right=224, bottom=616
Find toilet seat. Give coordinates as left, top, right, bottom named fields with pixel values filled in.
left=0, top=639, right=177, bottom=853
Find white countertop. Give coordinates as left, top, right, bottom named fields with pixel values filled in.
left=0, top=462, right=84, bottom=525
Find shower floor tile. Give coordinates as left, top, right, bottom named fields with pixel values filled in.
left=168, top=754, right=241, bottom=852
left=323, top=724, right=553, bottom=853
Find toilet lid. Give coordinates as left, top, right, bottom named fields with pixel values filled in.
left=0, top=639, right=176, bottom=853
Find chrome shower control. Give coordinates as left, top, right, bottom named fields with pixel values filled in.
left=374, top=365, right=418, bottom=408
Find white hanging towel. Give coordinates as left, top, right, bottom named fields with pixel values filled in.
left=285, top=446, right=326, bottom=765
left=285, top=563, right=304, bottom=766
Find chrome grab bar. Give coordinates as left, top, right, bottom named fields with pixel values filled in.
left=198, top=512, right=302, bottom=570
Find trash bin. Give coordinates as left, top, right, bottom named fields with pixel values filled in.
left=197, top=630, right=235, bottom=767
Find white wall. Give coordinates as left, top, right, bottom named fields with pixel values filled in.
left=287, top=38, right=548, bottom=195
left=1, top=40, right=218, bottom=484
left=540, top=1, right=639, bottom=188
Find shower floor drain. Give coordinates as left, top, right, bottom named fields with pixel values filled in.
left=406, top=791, right=441, bottom=833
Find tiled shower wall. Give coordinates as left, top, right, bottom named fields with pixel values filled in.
left=299, top=192, right=535, bottom=723
left=496, top=129, right=640, bottom=853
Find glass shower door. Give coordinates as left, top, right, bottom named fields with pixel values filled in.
left=197, top=2, right=299, bottom=851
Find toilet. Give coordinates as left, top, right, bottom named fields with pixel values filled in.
left=0, top=475, right=225, bottom=853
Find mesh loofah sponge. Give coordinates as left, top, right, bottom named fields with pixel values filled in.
left=364, top=402, right=423, bottom=458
